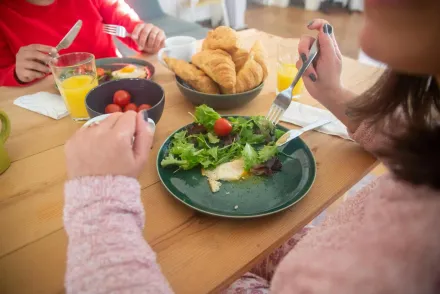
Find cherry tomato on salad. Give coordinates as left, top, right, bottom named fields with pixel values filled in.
left=123, top=103, right=138, bottom=112
left=105, top=104, right=122, bottom=114
left=97, top=67, right=105, bottom=77
left=138, top=104, right=152, bottom=111
left=214, top=118, right=232, bottom=137
left=113, top=90, right=131, bottom=107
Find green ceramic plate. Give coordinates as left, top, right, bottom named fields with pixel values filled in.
left=156, top=118, right=316, bottom=218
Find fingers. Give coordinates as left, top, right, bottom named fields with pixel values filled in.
left=98, top=112, right=124, bottom=129
left=307, top=19, right=342, bottom=60
left=133, top=111, right=153, bottom=162
left=23, top=60, right=50, bottom=73
left=131, top=23, right=143, bottom=40
left=147, top=27, right=162, bottom=50
left=132, top=23, right=164, bottom=52
left=297, top=35, right=318, bottom=81
left=307, top=18, right=330, bottom=31
left=25, top=44, right=57, bottom=54
left=17, top=69, right=45, bottom=83
left=30, top=50, right=54, bottom=64
left=156, top=31, right=166, bottom=50
left=112, top=111, right=137, bottom=141
left=137, top=24, right=153, bottom=51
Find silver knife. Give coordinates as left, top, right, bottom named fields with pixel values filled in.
left=53, top=20, right=83, bottom=53
left=276, top=118, right=333, bottom=147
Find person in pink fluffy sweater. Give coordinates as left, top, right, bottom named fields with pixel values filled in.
left=63, top=1, right=440, bottom=293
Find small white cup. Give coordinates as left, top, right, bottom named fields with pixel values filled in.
left=158, top=36, right=197, bottom=67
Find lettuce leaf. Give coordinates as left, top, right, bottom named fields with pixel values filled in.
left=258, top=145, right=279, bottom=163
left=207, top=132, right=220, bottom=144
left=242, top=143, right=259, bottom=171
left=275, top=129, right=286, bottom=140
left=194, top=105, right=221, bottom=130
left=161, top=154, right=188, bottom=168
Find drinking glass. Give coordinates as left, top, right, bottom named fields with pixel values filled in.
left=277, top=39, right=304, bottom=100
left=50, top=52, right=98, bottom=121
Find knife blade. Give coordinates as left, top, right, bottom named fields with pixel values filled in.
left=276, top=119, right=333, bottom=147
left=56, top=20, right=83, bottom=52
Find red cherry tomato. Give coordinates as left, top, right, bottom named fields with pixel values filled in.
left=123, top=103, right=138, bottom=112
left=105, top=104, right=122, bottom=114
left=138, top=104, right=152, bottom=112
left=214, top=118, right=232, bottom=137
left=113, top=90, right=131, bottom=107
left=97, top=67, right=105, bottom=77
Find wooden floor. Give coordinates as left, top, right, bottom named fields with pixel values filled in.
left=245, top=6, right=364, bottom=59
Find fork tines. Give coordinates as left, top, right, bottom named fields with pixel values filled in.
left=266, top=104, right=285, bottom=125
left=102, top=25, right=117, bottom=36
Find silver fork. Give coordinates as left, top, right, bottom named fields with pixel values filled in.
left=103, top=24, right=131, bottom=38
left=266, top=38, right=320, bottom=125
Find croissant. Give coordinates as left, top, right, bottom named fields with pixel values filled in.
left=192, top=49, right=236, bottom=93
left=202, top=26, right=239, bottom=53
left=164, top=57, right=220, bottom=94
left=250, top=40, right=269, bottom=80
left=230, top=48, right=249, bottom=72
left=236, top=54, right=264, bottom=93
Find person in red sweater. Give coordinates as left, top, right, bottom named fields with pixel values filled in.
left=0, top=0, right=166, bottom=86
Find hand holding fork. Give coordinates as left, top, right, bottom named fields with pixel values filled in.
left=266, top=38, right=319, bottom=125
left=103, top=23, right=165, bottom=53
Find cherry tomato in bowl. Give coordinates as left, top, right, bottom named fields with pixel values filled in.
left=123, top=103, right=138, bottom=112
left=97, top=67, right=105, bottom=77
left=214, top=118, right=232, bottom=137
left=138, top=104, right=152, bottom=111
left=113, top=90, right=131, bottom=107
left=105, top=104, right=122, bottom=114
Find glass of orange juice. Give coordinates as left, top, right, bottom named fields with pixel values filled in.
left=50, top=52, right=98, bottom=121
left=277, top=39, right=304, bottom=100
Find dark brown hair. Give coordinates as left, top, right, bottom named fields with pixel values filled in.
left=348, top=70, right=440, bottom=189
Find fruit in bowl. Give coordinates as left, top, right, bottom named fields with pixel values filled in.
left=85, top=78, right=165, bottom=124
left=104, top=90, right=153, bottom=114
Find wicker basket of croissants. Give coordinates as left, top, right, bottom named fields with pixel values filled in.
left=164, top=26, right=269, bottom=109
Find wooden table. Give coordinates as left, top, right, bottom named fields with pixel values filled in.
left=0, top=30, right=379, bottom=294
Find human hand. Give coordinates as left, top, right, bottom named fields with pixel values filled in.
left=15, top=44, right=57, bottom=83
left=65, top=111, right=154, bottom=179
left=131, top=23, right=165, bottom=54
left=297, top=19, right=344, bottom=104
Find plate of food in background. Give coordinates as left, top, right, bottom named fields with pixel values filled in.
left=162, top=26, right=268, bottom=110
left=156, top=105, right=316, bottom=218
left=96, top=57, right=155, bottom=84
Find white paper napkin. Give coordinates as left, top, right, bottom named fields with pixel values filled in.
left=280, top=101, right=352, bottom=140
left=14, top=91, right=69, bottom=120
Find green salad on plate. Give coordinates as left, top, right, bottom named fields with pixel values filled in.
left=161, top=105, right=286, bottom=176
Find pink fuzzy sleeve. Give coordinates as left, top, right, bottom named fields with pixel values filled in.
left=349, top=120, right=392, bottom=154
left=64, top=176, right=173, bottom=294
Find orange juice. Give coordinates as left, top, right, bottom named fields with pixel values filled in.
left=277, top=63, right=304, bottom=100
left=59, top=75, right=97, bottom=120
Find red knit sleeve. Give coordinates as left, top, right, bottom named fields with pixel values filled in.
left=93, top=0, right=143, bottom=51
left=0, top=30, right=21, bottom=87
